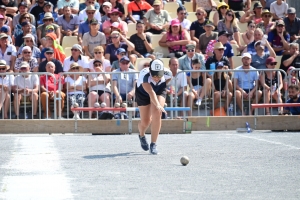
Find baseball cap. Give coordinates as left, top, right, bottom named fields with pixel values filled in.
left=218, top=30, right=231, bottom=37
left=153, top=0, right=161, bottom=6
left=0, top=26, right=8, bottom=33
left=103, top=2, right=112, bottom=7
left=266, top=57, right=276, bottom=64
left=288, top=66, right=295, bottom=71
left=253, top=2, right=262, bottom=10
left=89, top=18, right=98, bottom=25
left=110, top=31, right=120, bottom=36
left=116, top=48, right=126, bottom=55
left=86, top=5, right=96, bottom=11
left=21, top=21, right=30, bottom=27
left=171, top=19, right=181, bottom=26
left=287, top=7, right=296, bottom=14
left=45, top=25, right=54, bottom=30
left=0, top=60, right=6, bottom=66
left=217, top=62, right=224, bottom=67
left=242, top=52, right=251, bottom=59
left=93, top=59, right=102, bottom=65
left=149, top=59, right=164, bottom=77
left=204, top=20, right=214, bottom=27
left=72, top=44, right=83, bottom=54
left=186, top=44, right=195, bottom=50
left=276, top=20, right=285, bottom=26
left=43, top=1, right=52, bottom=8
left=18, top=2, right=28, bottom=8
left=0, top=33, right=8, bottom=39
left=44, top=47, right=54, bottom=53
left=20, top=61, right=29, bottom=69
left=120, top=56, right=130, bottom=62
left=254, top=40, right=264, bottom=48
left=22, top=46, right=31, bottom=52
left=0, top=5, right=6, bottom=10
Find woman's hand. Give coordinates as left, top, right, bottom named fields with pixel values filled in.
left=156, top=104, right=167, bottom=114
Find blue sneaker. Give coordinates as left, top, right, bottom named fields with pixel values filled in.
left=150, top=143, right=158, bottom=155
left=139, top=135, right=149, bottom=151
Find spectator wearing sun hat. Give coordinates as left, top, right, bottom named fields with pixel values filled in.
left=80, top=0, right=100, bottom=12
left=78, top=3, right=101, bottom=23
left=63, top=44, right=89, bottom=72
left=0, top=33, right=16, bottom=71
left=37, top=12, right=60, bottom=45
left=17, top=34, right=41, bottom=60
left=102, top=9, right=128, bottom=36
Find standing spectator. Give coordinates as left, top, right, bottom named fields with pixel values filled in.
left=57, top=0, right=79, bottom=15
left=37, top=1, right=58, bottom=25
left=284, top=85, right=300, bottom=115
left=0, top=60, right=13, bottom=119
left=58, top=6, right=79, bottom=38
left=89, top=46, right=111, bottom=72
left=13, top=62, right=39, bottom=119
left=0, top=0, right=17, bottom=19
left=143, top=0, right=171, bottom=35
left=15, top=21, right=36, bottom=50
left=112, top=56, right=138, bottom=106
left=279, top=43, right=300, bottom=79
left=82, top=19, right=106, bottom=59
left=234, top=53, right=262, bottom=115
left=159, top=19, right=191, bottom=58
left=30, top=0, right=54, bottom=25
left=64, top=44, right=89, bottom=72
left=192, top=0, right=217, bottom=16
left=14, top=46, right=38, bottom=72
left=260, top=57, right=283, bottom=115
left=105, top=31, right=135, bottom=64
left=0, top=33, right=16, bottom=71
left=111, top=48, right=135, bottom=71
left=129, top=20, right=154, bottom=60
left=190, top=7, right=208, bottom=50
left=212, top=2, right=229, bottom=28
left=240, top=2, right=263, bottom=24
left=175, top=7, right=191, bottom=31
left=13, top=13, right=36, bottom=40
left=199, top=21, right=217, bottom=54
left=37, top=12, right=60, bottom=45
left=38, top=47, right=64, bottom=74
left=78, top=3, right=101, bottom=23
left=257, top=9, right=275, bottom=34
left=224, top=0, right=251, bottom=12
left=12, top=2, right=36, bottom=28
left=127, top=0, right=151, bottom=24
left=80, top=0, right=100, bottom=13
left=102, top=9, right=128, bottom=36
left=270, top=0, right=288, bottom=20
left=250, top=39, right=276, bottom=70
left=100, top=2, right=112, bottom=23
left=17, top=34, right=41, bottom=60
left=179, top=43, right=205, bottom=71
left=40, top=61, right=66, bottom=119
left=267, top=20, right=290, bottom=55
left=284, top=7, right=300, bottom=42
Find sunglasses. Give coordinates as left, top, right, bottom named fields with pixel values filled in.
left=0, top=67, right=5, bottom=70
left=47, top=29, right=54, bottom=32
left=144, top=64, right=150, bottom=67
left=94, top=52, right=103, bottom=54
left=72, top=67, right=79, bottom=70
left=152, top=75, right=163, bottom=78
left=277, top=25, right=284, bottom=27
left=249, top=25, right=255, bottom=28
left=227, top=13, right=233, bottom=17
left=195, top=13, right=203, bottom=15
left=88, top=1, right=94, bottom=3
left=121, top=61, right=129, bottom=65
left=23, top=51, right=31, bottom=54
left=25, top=40, right=33, bottom=42
left=71, top=49, right=79, bottom=51
left=180, top=12, right=187, bottom=15
left=87, top=12, right=95, bottom=15
left=119, top=53, right=126, bottom=56
left=93, top=64, right=101, bottom=67
left=187, top=49, right=195, bottom=52
left=111, top=36, right=119, bottom=39
left=110, top=13, right=119, bottom=16
left=216, top=49, right=224, bottom=51
left=46, top=52, right=53, bottom=54
left=269, top=63, right=277, bottom=66
left=43, top=19, right=52, bottom=22
left=264, top=15, right=271, bottom=18
left=20, top=68, right=27, bottom=70
left=220, top=6, right=227, bottom=9
left=24, top=16, right=30, bottom=19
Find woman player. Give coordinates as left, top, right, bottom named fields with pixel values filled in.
left=136, top=59, right=172, bottom=154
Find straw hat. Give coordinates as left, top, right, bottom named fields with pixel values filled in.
left=213, top=42, right=225, bottom=50
left=217, top=2, right=229, bottom=10
left=68, top=62, right=83, bottom=72
left=0, top=59, right=9, bottom=71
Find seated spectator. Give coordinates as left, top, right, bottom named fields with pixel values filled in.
left=179, top=43, right=205, bottom=71
left=143, top=0, right=171, bottom=35
left=190, top=7, right=208, bottom=49
left=87, top=59, right=111, bottom=118
left=0, top=26, right=11, bottom=44
left=261, top=0, right=276, bottom=10
left=40, top=61, right=66, bottom=119
left=0, top=14, right=10, bottom=36
left=82, top=19, right=106, bottom=59
left=37, top=2, right=58, bottom=25
left=270, top=0, right=288, bottom=21
left=103, top=9, right=128, bottom=37
left=283, top=85, right=300, bottom=115
left=57, top=6, right=80, bottom=38
left=15, top=21, right=37, bottom=50
left=78, top=6, right=101, bottom=45
left=78, top=3, right=101, bottom=23
left=260, top=57, right=283, bottom=114
left=0, top=0, right=17, bottom=19
left=29, top=0, right=54, bottom=24
left=279, top=43, right=300, bottom=79
left=267, top=20, right=290, bottom=55
left=13, top=13, right=37, bottom=40
left=0, top=33, right=16, bottom=71
left=112, top=56, right=137, bottom=105
left=12, top=2, right=36, bottom=28
left=129, top=21, right=155, bottom=62
left=286, top=66, right=299, bottom=87
left=239, top=21, right=255, bottom=52
left=111, top=48, right=135, bottom=71
left=212, top=62, right=233, bottom=115
left=240, top=2, right=263, bottom=24
left=57, top=0, right=79, bottom=15
left=284, top=7, right=300, bottom=43
left=100, top=2, right=112, bottom=23
left=17, top=34, right=41, bottom=61
left=89, top=46, right=111, bottom=72
left=234, top=53, right=262, bottom=115
left=167, top=57, right=188, bottom=113
left=13, top=62, right=39, bottom=119
left=199, top=21, right=217, bottom=54
left=37, top=12, right=60, bottom=46
left=0, top=60, right=14, bottom=119
left=64, top=62, right=87, bottom=119
left=206, top=31, right=234, bottom=67
left=14, top=46, right=38, bottom=72
left=192, top=0, right=217, bottom=16
left=105, top=31, right=135, bottom=64
left=250, top=39, right=276, bottom=69
left=80, top=0, right=100, bottom=13
left=217, top=9, right=241, bottom=46
left=187, top=58, right=212, bottom=110
left=41, top=32, right=66, bottom=64
left=175, top=7, right=191, bottom=31
left=213, top=2, right=229, bottom=28
left=245, top=28, right=270, bottom=55
left=38, top=47, right=64, bottom=74
left=257, top=9, right=275, bottom=34
left=64, top=44, right=89, bottom=72
left=224, top=0, right=251, bottom=12
left=159, top=19, right=191, bottom=58
left=0, top=5, right=12, bottom=31
left=127, top=0, right=151, bottom=24
left=106, top=22, right=125, bottom=43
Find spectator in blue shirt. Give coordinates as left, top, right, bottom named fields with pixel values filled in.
left=284, top=84, right=300, bottom=115
left=37, top=2, right=58, bottom=25
left=267, top=20, right=290, bottom=56
left=246, top=28, right=269, bottom=55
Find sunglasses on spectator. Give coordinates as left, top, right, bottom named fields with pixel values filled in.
left=24, top=16, right=30, bottom=19
left=187, top=49, right=195, bottom=52
left=264, top=15, right=271, bottom=18
left=20, top=67, right=27, bottom=70
left=277, top=25, right=284, bottom=27
left=269, top=63, right=277, bottom=66
left=23, top=51, right=31, bottom=54
left=195, top=13, right=203, bottom=15
left=71, top=49, right=79, bottom=52
left=110, top=13, right=119, bottom=16
left=47, top=29, right=54, bottom=33
left=88, top=1, right=94, bottom=3
left=216, top=49, right=224, bottom=51
left=111, top=36, right=119, bottom=39
left=94, top=52, right=103, bottom=54
left=93, top=64, right=101, bottom=67
left=220, top=6, right=227, bottom=9
left=43, top=19, right=52, bottom=22
left=119, top=53, right=126, bottom=56
left=46, top=52, right=53, bottom=55
left=152, top=75, right=163, bottom=78
left=249, top=25, right=255, bottom=28
left=25, top=40, right=33, bottom=42
left=72, top=67, right=79, bottom=70
left=121, top=61, right=130, bottom=65
left=144, top=64, right=150, bottom=67
left=87, top=12, right=95, bottom=15
left=227, top=13, right=233, bottom=17
left=0, top=67, right=5, bottom=70
left=180, top=12, right=187, bottom=15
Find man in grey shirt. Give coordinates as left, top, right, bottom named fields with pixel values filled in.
left=82, top=18, right=106, bottom=58
left=57, top=6, right=80, bottom=37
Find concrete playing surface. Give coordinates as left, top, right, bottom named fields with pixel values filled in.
left=0, top=131, right=300, bottom=200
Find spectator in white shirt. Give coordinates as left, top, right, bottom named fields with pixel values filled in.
left=63, top=44, right=89, bottom=72
left=0, top=60, right=14, bottom=119
left=270, top=0, right=288, bottom=20
left=175, top=6, right=191, bottom=31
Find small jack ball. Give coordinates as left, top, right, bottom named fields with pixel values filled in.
left=115, top=102, right=120, bottom=108
left=100, top=102, right=106, bottom=108
left=73, top=103, right=79, bottom=108
left=121, top=103, right=127, bottom=108
left=180, top=156, right=189, bottom=166
left=94, top=102, right=100, bottom=108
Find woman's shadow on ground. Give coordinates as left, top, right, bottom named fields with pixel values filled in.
left=83, top=152, right=145, bottom=159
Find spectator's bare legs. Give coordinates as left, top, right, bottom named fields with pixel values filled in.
left=235, top=90, right=245, bottom=115
left=198, top=78, right=212, bottom=100
left=14, top=94, right=22, bottom=117
left=129, top=55, right=137, bottom=65
left=180, top=91, right=188, bottom=116
left=56, top=92, right=65, bottom=118
left=30, top=92, right=38, bottom=116
left=187, top=91, right=196, bottom=116
left=272, top=90, right=283, bottom=113
left=213, top=91, right=221, bottom=112
left=0, top=90, right=10, bottom=118
left=224, top=91, right=233, bottom=112
left=99, top=92, right=110, bottom=107
left=88, top=91, right=98, bottom=118
left=263, top=89, right=271, bottom=114
left=150, top=95, right=164, bottom=143
left=250, top=90, right=262, bottom=115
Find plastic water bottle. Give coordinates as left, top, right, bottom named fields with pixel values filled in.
left=271, top=83, right=277, bottom=95
left=229, top=103, right=234, bottom=116
left=245, top=122, right=251, bottom=133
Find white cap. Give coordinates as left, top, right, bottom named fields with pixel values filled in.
left=111, top=22, right=119, bottom=28
left=241, top=52, right=251, bottom=59
left=149, top=59, right=164, bottom=77
left=103, top=2, right=112, bottom=7
left=22, top=46, right=31, bottom=52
